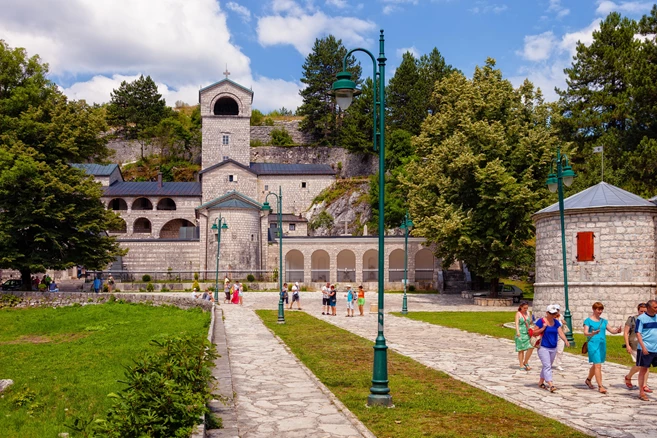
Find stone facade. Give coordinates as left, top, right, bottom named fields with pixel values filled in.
left=257, top=175, right=334, bottom=214
left=533, top=207, right=657, bottom=327
left=119, top=240, right=200, bottom=273
left=201, top=162, right=258, bottom=203
left=107, top=196, right=198, bottom=238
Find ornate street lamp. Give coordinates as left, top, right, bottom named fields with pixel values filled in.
left=332, top=29, right=391, bottom=407
left=211, top=215, right=228, bottom=303
left=400, top=210, right=414, bottom=314
left=262, top=186, right=285, bottom=324
left=546, top=146, right=576, bottom=347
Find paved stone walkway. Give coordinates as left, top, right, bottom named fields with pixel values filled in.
left=219, top=302, right=370, bottom=438
left=226, top=292, right=657, bottom=438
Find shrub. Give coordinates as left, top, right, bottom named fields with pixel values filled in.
left=108, top=294, right=117, bottom=303
left=142, top=274, right=151, bottom=282
left=102, top=284, right=109, bottom=292
left=146, top=282, right=155, bottom=292
left=161, top=287, right=170, bottom=292
left=114, top=288, right=121, bottom=292
left=264, top=117, right=275, bottom=126
left=250, top=139, right=264, bottom=147
left=38, top=283, right=47, bottom=292
left=246, top=274, right=255, bottom=282
left=194, top=272, right=199, bottom=281
left=84, top=336, right=218, bottom=437
left=270, top=128, right=294, bottom=146
left=251, top=108, right=265, bottom=126
left=207, top=286, right=215, bottom=292
left=310, top=211, right=334, bottom=231
left=408, top=285, right=416, bottom=292
left=139, top=287, right=146, bottom=292
left=242, top=284, right=248, bottom=292
left=0, top=294, right=21, bottom=308
left=192, top=280, right=200, bottom=291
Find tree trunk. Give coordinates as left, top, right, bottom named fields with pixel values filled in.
left=489, top=277, right=499, bottom=298
left=20, top=268, right=32, bottom=291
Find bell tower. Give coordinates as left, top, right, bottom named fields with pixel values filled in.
left=199, top=78, right=253, bottom=169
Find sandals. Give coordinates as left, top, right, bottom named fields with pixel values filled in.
left=639, top=393, right=650, bottom=401
left=643, top=386, right=653, bottom=393
left=523, top=363, right=532, bottom=371
left=625, top=375, right=633, bottom=389
left=548, top=385, right=557, bottom=392
left=539, top=383, right=547, bottom=390
left=585, top=378, right=594, bottom=389
left=598, top=386, right=608, bottom=394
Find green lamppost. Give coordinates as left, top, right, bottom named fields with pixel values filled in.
left=211, top=215, right=228, bottom=303
left=262, top=186, right=285, bottom=324
left=546, top=146, right=576, bottom=347
left=332, top=29, right=391, bottom=407
left=400, top=210, right=413, bottom=314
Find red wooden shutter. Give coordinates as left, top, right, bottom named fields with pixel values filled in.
left=576, top=232, right=595, bottom=262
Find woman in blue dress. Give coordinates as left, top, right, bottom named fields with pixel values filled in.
left=584, top=302, right=623, bottom=394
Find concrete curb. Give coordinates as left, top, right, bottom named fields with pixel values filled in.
left=262, top=321, right=377, bottom=438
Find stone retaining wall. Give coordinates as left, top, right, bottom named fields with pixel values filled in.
left=4, top=291, right=213, bottom=311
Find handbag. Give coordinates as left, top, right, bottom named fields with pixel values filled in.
left=528, top=318, right=544, bottom=348
left=582, top=341, right=589, bottom=354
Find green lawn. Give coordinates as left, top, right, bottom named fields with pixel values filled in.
left=396, top=311, right=642, bottom=370
left=258, top=310, right=589, bottom=438
left=0, top=302, right=210, bottom=437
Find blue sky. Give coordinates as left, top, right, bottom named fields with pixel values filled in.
left=0, top=0, right=653, bottom=111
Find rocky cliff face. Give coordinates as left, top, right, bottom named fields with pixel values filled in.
left=304, top=181, right=372, bottom=236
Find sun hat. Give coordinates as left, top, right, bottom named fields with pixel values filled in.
left=546, top=304, right=559, bottom=314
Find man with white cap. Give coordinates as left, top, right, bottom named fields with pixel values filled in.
left=290, top=281, right=301, bottom=310
left=533, top=304, right=570, bottom=392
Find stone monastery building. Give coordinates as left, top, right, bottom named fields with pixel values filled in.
left=76, top=78, right=439, bottom=288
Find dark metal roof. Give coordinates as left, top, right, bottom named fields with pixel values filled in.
left=196, top=190, right=262, bottom=210
left=71, top=163, right=119, bottom=176
left=268, top=214, right=308, bottom=223
left=103, top=182, right=201, bottom=197
left=535, top=182, right=656, bottom=214
left=250, top=163, right=336, bottom=175
left=199, top=158, right=254, bottom=175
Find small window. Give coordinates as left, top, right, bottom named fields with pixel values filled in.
left=222, top=135, right=230, bottom=145
left=228, top=175, right=236, bottom=182
left=264, top=185, right=269, bottom=191
left=251, top=234, right=254, bottom=241
left=223, top=156, right=229, bottom=161
left=301, top=182, right=307, bottom=188
left=576, top=231, right=595, bottom=262
left=289, top=224, right=296, bottom=231
left=270, top=223, right=277, bottom=229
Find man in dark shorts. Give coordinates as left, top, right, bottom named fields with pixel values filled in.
left=321, top=282, right=330, bottom=315
left=281, top=282, right=289, bottom=305
left=636, top=299, right=657, bottom=401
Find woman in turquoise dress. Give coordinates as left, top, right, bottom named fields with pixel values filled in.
left=584, top=302, right=623, bottom=394
left=514, top=302, right=534, bottom=370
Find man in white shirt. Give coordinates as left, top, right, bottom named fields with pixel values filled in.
left=290, top=282, right=301, bottom=310
left=321, top=282, right=330, bottom=315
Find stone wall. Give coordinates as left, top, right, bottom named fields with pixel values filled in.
left=533, top=208, right=657, bottom=327
left=106, top=138, right=159, bottom=164
left=119, top=240, right=200, bottom=273
left=250, top=147, right=377, bottom=178
left=256, top=175, right=335, bottom=214
left=250, top=120, right=313, bottom=145
left=4, top=291, right=213, bottom=311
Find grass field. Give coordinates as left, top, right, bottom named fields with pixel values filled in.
left=0, top=302, right=210, bottom=438
left=396, top=311, right=647, bottom=370
left=257, top=310, right=589, bottom=438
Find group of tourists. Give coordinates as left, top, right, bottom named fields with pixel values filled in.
left=222, top=277, right=244, bottom=305
left=31, top=275, right=58, bottom=292
left=514, top=300, right=657, bottom=400
left=318, top=282, right=365, bottom=317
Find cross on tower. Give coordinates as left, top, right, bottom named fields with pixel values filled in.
left=223, top=64, right=230, bottom=79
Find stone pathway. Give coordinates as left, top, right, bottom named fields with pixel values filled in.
left=225, top=292, right=657, bottom=438
left=218, top=303, right=371, bottom=438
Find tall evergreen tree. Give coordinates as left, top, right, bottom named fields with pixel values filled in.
left=386, top=51, right=424, bottom=134
left=556, top=12, right=656, bottom=195
left=418, top=48, right=458, bottom=117
left=297, top=35, right=361, bottom=146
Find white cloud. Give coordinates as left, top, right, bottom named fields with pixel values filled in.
left=595, top=1, right=653, bottom=15
left=257, top=11, right=376, bottom=55
left=326, top=0, right=348, bottom=8
left=0, top=0, right=304, bottom=112
left=396, top=46, right=420, bottom=58
left=226, top=2, right=251, bottom=22
left=383, top=5, right=397, bottom=14
left=547, top=0, right=570, bottom=18
left=559, top=19, right=599, bottom=57
left=469, top=2, right=508, bottom=14
left=517, top=31, right=556, bottom=62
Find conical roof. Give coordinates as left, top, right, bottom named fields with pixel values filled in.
left=535, top=182, right=656, bottom=215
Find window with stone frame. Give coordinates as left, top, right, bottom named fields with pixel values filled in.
left=222, top=135, right=230, bottom=145
left=301, top=182, right=307, bottom=188
left=289, top=223, right=296, bottom=231
left=576, top=231, right=595, bottom=262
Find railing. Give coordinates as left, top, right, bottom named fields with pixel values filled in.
left=286, top=269, right=304, bottom=283
left=362, top=269, right=378, bottom=282
left=90, top=270, right=276, bottom=282
left=311, top=269, right=330, bottom=282
left=415, top=269, right=434, bottom=281
left=336, top=269, right=356, bottom=282
left=388, top=269, right=406, bottom=282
